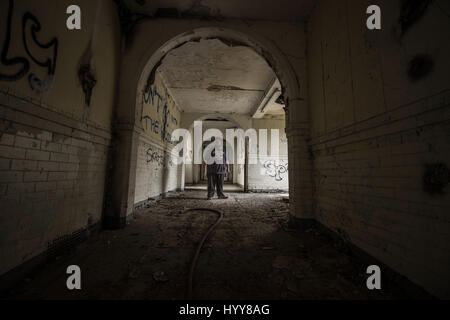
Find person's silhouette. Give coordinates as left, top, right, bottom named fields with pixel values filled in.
left=202, top=137, right=229, bottom=200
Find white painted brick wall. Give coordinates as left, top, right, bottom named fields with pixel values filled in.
left=134, top=136, right=180, bottom=205
left=247, top=154, right=289, bottom=191
left=311, top=91, right=450, bottom=298
left=0, top=93, right=111, bottom=276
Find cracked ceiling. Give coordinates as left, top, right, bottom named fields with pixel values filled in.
left=157, top=38, right=285, bottom=116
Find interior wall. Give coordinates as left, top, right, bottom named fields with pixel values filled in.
left=134, top=72, right=182, bottom=206
left=0, top=0, right=120, bottom=275
left=307, top=0, right=450, bottom=298
left=182, top=113, right=253, bottom=186
left=181, top=114, right=288, bottom=191
left=202, top=120, right=238, bottom=183
left=248, top=117, right=289, bottom=191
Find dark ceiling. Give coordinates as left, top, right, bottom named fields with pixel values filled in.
left=122, top=0, right=317, bottom=21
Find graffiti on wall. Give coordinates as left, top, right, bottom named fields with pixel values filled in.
left=263, top=160, right=288, bottom=181
left=143, top=86, right=163, bottom=105
left=78, top=64, right=97, bottom=106
left=146, top=146, right=173, bottom=168
left=142, top=85, right=179, bottom=145
left=0, top=0, right=58, bottom=94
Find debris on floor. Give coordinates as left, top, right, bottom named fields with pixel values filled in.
left=6, top=190, right=409, bottom=300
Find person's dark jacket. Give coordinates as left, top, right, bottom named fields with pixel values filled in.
left=207, top=148, right=227, bottom=175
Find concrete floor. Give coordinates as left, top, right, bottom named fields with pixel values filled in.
left=7, top=190, right=409, bottom=300
left=185, top=183, right=244, bottom=193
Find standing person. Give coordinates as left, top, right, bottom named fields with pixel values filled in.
left=202, top=138, right=229, bottom=200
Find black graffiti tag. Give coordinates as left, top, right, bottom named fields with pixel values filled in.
left=0, top=0, right=30, bottom=81
left=0, top=0, right=58, bottom=94
left=264, top=160, right=288, bottom=181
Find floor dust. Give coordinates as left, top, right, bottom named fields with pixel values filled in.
left=6, top=190, right=410, bottom=300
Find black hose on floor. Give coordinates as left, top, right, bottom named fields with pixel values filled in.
left=184, top=208, right=223, bottom=300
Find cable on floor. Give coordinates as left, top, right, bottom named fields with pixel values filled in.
left=183, top=208, right=223, bottom=300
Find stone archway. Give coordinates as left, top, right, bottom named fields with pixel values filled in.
left=105, top=25, right=311, bottom=228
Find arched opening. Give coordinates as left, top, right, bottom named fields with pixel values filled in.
left=106, top=26, right=307, bottom=229
left=184, top=115, right=244, bottom=190
left=135, top=35, right=290, bottom=205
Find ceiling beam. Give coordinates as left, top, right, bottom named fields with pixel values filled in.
left=251, top=78, right=282, bottom=118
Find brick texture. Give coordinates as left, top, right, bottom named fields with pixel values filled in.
left=0, top=93, right=110, bottom=276
left=310, top=91, right=450, bottom=298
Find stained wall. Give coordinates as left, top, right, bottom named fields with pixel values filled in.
left=307, top=0, right=450, bottom=298
left=0, top=0, right=120, bottom=275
